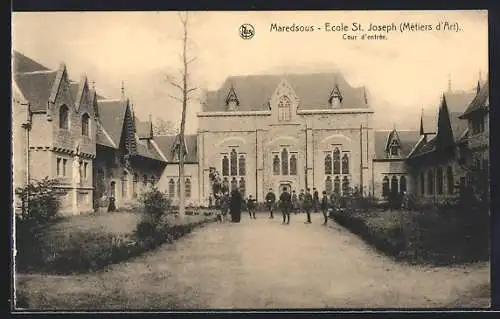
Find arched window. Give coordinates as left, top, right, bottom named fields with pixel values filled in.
left=185, top=178, right=191, bottom=198
left=447, top=166, right=454, bottom=195
left=278, top=95, right=291, bottom=121
left=239, top=177, right=246, bottom=197
left=168, top=178, right=175, bottom=198
left=281, top=148, right=289, bottom=175
left=400, top=175, right=407, bottom=194
left=143, top=174, right=148, bottom=188
left=427, top=170, right=434, bottom=195
left=290, top=154, right=297, bottom=175
left=420, top=172, right=425, bottom=195
left=334, top=176, right=341, bottom=195
left=238, top=155, right=246, bottom=176
left=437, top=167, right=444, bottom=195
left=81, top=113, right=90, bottom=136
left=121, top=171, right=128, bottom=199
left=59, top=105, right=69, bottom=129
left=273, top=155, right=280, bottom=175
left=324, top=153, right=332, bottom=175
left=230, top=149, right=238, bottom=176
left=231, top=177, right=238, bottom=191
left=342, top=176, right=350, bottom=195
left=391, top=176, right=399, bottom=194
left=325, top=176, right=333, bottom=194
left=382, top=176, right=390, bottom=197
left=333, top=148, right=341, bottom=174
left=222, top=155, right=229, bottom=176
left=390, top=140, right=399, bottom=156
left=342, top=153, right=349, bottom=174
left=132, top=173, right=138, bottom=198
left=150, top=175, right=155, bottom=187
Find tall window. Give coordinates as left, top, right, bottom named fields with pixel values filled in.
left=239, top=177, right=246, bottom=196
left=168, top=178, right=175, bottom=198
left=63, top=159, right=67, bottom=176
left=342, top=176, right=350, bottom=195
left=121, top=171, right=128, bottom=199
left=132, top=173, right=138, bottom=198
left=447, top=166, right=454, bottom=195
left=143, top=175, right=148, bottom=188
left=83, top=162, right=88, bottom=182
left=382, top=176, right=390, bottom=197
left=325, top=176, right=333, bottom=194
left=391, top=176, right=399, bottom=194
left=427, top=170, right=434, bottom=195
left=436, top=167, right=444, bottom=195
left=400, top=175, right=407, bottom=194
left=57, top=158, right=62, bottom=176
left=222, top=155, right=229, bottom=176
left=278, top=95, right=291, bottom=121
left=334, top=176, right=341, bottom=195
left=185, top=178, right=191, bottom=198
left=290, top=154, right=297, bottom=175
left=231, top=177, right=238, bottom=190
left=230, top=149, right=238, bottom=176
left=110, top=181, right=116, bottom=198
left=333, top=148, right=340, bottom=174
left=420, top=173, right=425, bottom=195
left=390, top=140, right=399, bottom=156
left=81, top=113, right=90, bottom=136
left=150, top=175, right=155, bottom=187
left=238, top=155, right=246, bottom=176
left=59, top=105, right=69, bottom=129
left=342, top=154, right=349, bottom=174
left=273, top=154, right=280, bottom=175
left=281, top=148, right=289, bottom=175
left=324, top=153, right=332, bottom=175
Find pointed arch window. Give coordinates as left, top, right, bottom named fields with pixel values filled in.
left=239, top=177, right=246, bottom=197
left=437, top=167, right=444, bottom=195
left=390, top=139, right=399, bottom=156
left=447, top=166, right=454, bottom=195
left=238, top=155, right=246, bottom=176
left=391, top=176, right=399, bottom=194
left=334, top=176, right=341, bottom=195
left=342, top=176, right=350, bottom=195
left=333, top=148, right=341, bottom=174
left=427, top=170, right=434, bottom=195
left=121, top=171, right=128, bottom=199
left=132, top=173, right=138, bottom=198
left=222, top=155, right=229, bottom=176
left=273, top=155, right=280, bottom=175
left=278, top=95, right=292, bottom=121
left=230, top=149, right=238, bottom=176
left=185, top=178, right=191, bottom=198
left=143, top=174, right=148, bottom=188
left=168, top=178, right=175, bottom=198
left=400, top=176, right=407, bottom=194
left=150, top=175, right=155, bottom=187
left=325, top=176, right=333, bottom=194
left=324, top=153, right=332, bottom=175
left=342, top=153, right=349, bottom=174
left=281, top=148, right=289, bottom=175
left=81, top=113, right=90, bottom=136
left=382, top=176, right=390, bottom=197
left=59, top=105, right=69, bottom=129
left=290, top=154, right=297, bottom=175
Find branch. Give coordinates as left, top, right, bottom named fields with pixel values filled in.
left=169, top=80, right=183, bottom=91
left=187, top=56, right=197, bottom=65
left=167, top=94, right=183, bottom=103
left=187, top=87, right=198, bottom=94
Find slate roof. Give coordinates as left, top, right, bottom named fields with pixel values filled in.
left=14, top=71, right=58, bottom=112
left=154, top=134, right=198, bottom=163
left=460, top=80, right=489, bottom=118
left=204, top=73, right=368, bottom=112
left=374, top=130, right=421, bottom=159
left=12, top=51, right=50, bottom=73
left=96, top=99, right=128, bottom=148
left=136, top=139, right=165, bottom=162
left=136, top=119, right=153, bottom=139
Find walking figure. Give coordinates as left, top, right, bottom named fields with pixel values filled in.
left=265, top=188, right=276, bottom=219
left=304, top=188, right=313, bottom=223
left=291, top=190, right=299, bottom=214
left=247, top=195, right=256, bottom=219
left=279, top=186, right=292, bottom=224
left=298, top=189, right=305, bottom=214
left=320, top=191, right=329, bottom=225
left=313, top=188, right=319, bottom=213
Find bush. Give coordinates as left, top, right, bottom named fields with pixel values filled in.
left=139, top=187, right=171, bottom=222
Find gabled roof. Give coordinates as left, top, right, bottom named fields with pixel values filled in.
left=204, top=73, right=368, bottom=112
left=460, top=80, right=489, bottom=118
left=96, top=99, right=128, bottom=148
left=135, top=139, right=165, bottom=162
left=154, top=134, right=198, bottom=163
left=136, top=118, right=153, bottom=139
left=14, top=70, right=58, bottom=112
left=12, top=51, right=50, bottom=73
left=374, top=130, right=421, bottom=159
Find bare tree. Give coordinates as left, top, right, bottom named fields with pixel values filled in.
left=168, top=12, right=197, bottom=217
left=153, top=117, right=179, bottom=136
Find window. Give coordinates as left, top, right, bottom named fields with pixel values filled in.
left=420, top=172, right=425, bottom=195
left=143, top=175, right=148, bottom=187
left=342, top=176, right=349, bottom=195
left=325, top=176, right=333, bottom=194
left=281, top=148, right=289, bottom=175
left=390, top=140, right=399, bottom=156
left=437, top=167, right=444, bottom=195
left=334, top=176, right=341, bottom=195
left=59, top=105, right=69, bottom=129
left=238, top=155, right=246, bottom=176
left=150, top=176, right=155, bottom=187
left=57, top=158, right=62, bottom=176
left=231, top=177, right=238, bottom=191
left=427, top=170, right=434, bottom=195
left=333, top=148, right=340, bottom=174
left=230, top=149, right=238, bottom=176
left=110, top=181, right=116, bottom=198
left=133, top=173, right=138, bottom=198
left=168, top=179, right=175, bottom=198
left=121, top=172, right=128, bottom=199
left=391, top=176, right=399, bottom=194
left=400, top=176, right=407, bottom=194
left=446, top=166, right=454, bottom=195
left=273, top=154, right=280, bottom=175
left=222, top=155, right=229, bottom=176
left=382, top=176, right=390, bottom=197
left=185, top=178, right=191, bottom=198
left=324, top=153, right=332, bottom=175
left=239, top=177, right=246, bottom=196
left=62, top=159, right=67, bottom=176
left=290, top=153, right=297, bottom=175
left=472, top=116, right=485, bottom=134
left=81, top=113, right=90, bottom=136
left=278, top=95, right=291, bottom=121
left=83, top=162, right=88, bottom=180
left=342, top=153, right=349, bottom=174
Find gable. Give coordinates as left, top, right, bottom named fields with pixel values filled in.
left=13, top=51, right=50, bottom=73
left=97, top=99, right=128, bottom=147
left=14, top=70, right=58, bottom=112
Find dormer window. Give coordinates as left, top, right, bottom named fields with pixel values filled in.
left=278, top=95, right=291, bottom=121
left=225, top=85, right=239, bottom=111
left=328, top=85, right=343, bottom=108
left=389, top=139, right=400, bottom=157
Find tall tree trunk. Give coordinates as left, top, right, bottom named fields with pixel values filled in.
left=178, top=13, right=189, bottom=218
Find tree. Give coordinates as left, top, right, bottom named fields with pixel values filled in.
left=153, top=117, right=179, bottom=136
left=167, top=12, right=197, bottom=217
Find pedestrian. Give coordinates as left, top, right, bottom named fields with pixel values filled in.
left=230, top=186, right=243, bottom=223
left=320, top=191, right=329, bottom=225
left=279, top=186, right=292, bottom=224
left=313, top=187, right=319, bottom=213
left=298, top=189, right=305, bottom=214
left=107, top=196, right=116, bottom=212
left=291, top=190, right=299, bottom=214
left=247, top=195, right=256, bottom=219
left=208, top=193, right=213, bottom=208
left=265, top=188, right=276, bottom=219
left=304, top=188, right=313, bottom=223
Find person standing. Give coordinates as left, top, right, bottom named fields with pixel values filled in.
left=279, top=186, right=292, bottom=224
left=230, top=186, right=243, bottom=223
left=265, top=188, right=276, bottom=219
left=320, top=191, right=329, bottom=225
left=291, top=190, right=299, bottom=214
left=247, top=195, right=256, bottom=219
left=298, top=189, right=305, bottom=214
left=313, top=188, right=319, bottom=213
left=304, top=188, right=313, bottom=223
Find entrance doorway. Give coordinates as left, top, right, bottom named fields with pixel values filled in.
left=279, top=183, right=291, bottom=194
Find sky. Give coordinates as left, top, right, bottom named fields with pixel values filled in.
left=12, top=10, right=488, bottom=133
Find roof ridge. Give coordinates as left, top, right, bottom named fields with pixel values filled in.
left=16, top=70, right=57, bottom=75
left=98, top=98, right=122, bottom=102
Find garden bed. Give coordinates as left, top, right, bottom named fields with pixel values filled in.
left=15, top=211, right=217, bottom=275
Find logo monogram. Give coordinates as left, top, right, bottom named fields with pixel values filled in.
left=239, top=24, right=255, bottom=40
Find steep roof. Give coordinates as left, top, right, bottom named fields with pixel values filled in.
left=460, top=80, right=489, bottom=118
left=96, top=99, right=128, bottom=148
left=136, top=139, right=165, bottom=162
left=204, top=73, right=368, bottom=112
left=374, top=130, right=421, bottom=159
left=136, top=118, right=153, bottom=139
left=154, top=134, right=198, bottom=163
left=12, top=51, right=50, bottom=73
left=13, top=70, right=58, bottom=112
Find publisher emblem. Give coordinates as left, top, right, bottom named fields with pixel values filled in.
left=239, top=24, right=255, bottom=40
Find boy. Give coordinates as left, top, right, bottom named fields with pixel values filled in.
left=247, top=195, right=256, bottom=219
left=320, top=190, right=329, bottom=225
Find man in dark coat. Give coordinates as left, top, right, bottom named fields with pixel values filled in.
left=320, top=191, right=329, bottom=225
left=230, top=187, right=243, bottom=223
left=279, top=186, right=292, bottom=224
left=313, top=188, right=320, bottom=213
left=304, top=188, right=313, bottom=223
left=265, top=188, right=276, bottom=219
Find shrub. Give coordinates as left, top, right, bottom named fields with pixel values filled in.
left=139, top=187, right=171, bottom=222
